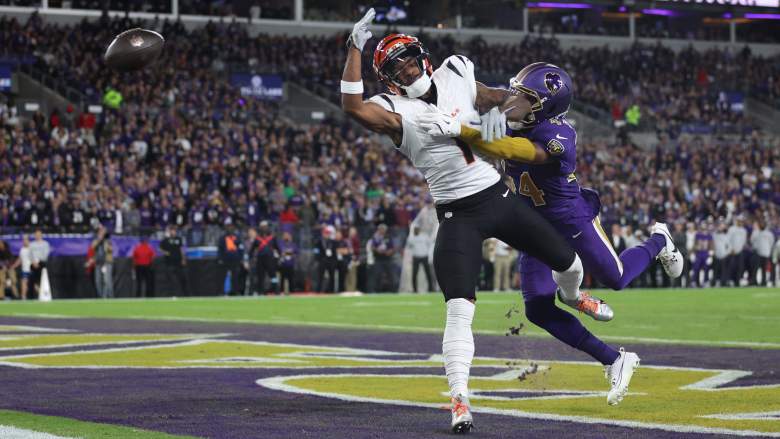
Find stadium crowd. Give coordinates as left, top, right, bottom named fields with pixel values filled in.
left=1, top=14, right=779, bottom=297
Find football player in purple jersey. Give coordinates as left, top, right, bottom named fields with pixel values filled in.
left=500, top=63, right=683, bottom=304
left=418, top=62, right=684, bottom=406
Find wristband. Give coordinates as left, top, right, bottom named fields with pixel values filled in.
left=340, top=80, right=364, bottom=95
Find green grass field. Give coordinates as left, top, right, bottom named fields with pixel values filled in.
left=1, top=287, right=778, bottom=348
left=2, top=287, right=780, bottom=438
left=0, top=410, right=196, bottom=439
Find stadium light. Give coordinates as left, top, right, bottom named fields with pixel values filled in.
left=744, top=12, right=780, bottom=19
left=641, top=8, right=682, bottom=16
left=526, top=2, right=594, bottom=9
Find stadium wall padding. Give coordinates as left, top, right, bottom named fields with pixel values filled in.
left=43, top=257, right=222, bottom=299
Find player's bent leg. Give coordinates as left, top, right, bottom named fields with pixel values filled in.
left=549, top=254, right=615, bottom=322
left=433, top=217, right=482, bottom=434
left=520, top=260, right=619, bottom=366
left=493, top=193, right=584, bottom=306
left=573, top=217, right=666, bottom=290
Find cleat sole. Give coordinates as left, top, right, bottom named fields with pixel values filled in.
left=452, top=421, right=474, bottom=434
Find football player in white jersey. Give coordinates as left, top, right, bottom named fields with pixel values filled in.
left=341, top=9, right=602, bottom=434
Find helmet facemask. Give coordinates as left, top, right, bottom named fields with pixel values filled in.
left=508, top=76, right=544, bottom=129
left=376, top=42, right=432, bottom=98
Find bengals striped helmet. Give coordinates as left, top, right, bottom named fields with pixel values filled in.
left=372, top=33, right=433, bottom=97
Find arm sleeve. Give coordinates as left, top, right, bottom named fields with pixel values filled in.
left=458, top=125, right=538, bottom=162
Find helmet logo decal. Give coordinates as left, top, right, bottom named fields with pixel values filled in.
left=544, top=72, right=564, bottom=96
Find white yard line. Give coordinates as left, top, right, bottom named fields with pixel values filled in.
left=257, top=374, right=780, bottom=438
left=7, top=313, right=780, bottom=349
left=0, top=426, right=80, bottom=439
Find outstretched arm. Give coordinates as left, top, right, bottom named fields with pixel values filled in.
left=341, top=9, right=402, bottom=144
left=416, top=112, right=550, bottom=164
left=473, top=82, right=532, bottom=142
left=459, top=125, right=550, bottom=164
left=475, top=82, right=531, bottom=122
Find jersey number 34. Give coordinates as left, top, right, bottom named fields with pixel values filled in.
left=518, top=172, right=546, bottom=206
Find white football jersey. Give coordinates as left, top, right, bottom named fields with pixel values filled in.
left=368, top=55, right=500, bottom=205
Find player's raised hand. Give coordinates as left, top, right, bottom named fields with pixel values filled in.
left=480, top=106, right=507, bottom=143
left=417, top=111, right=462, bottom=138
left=349, top=8, right=375, bottom=51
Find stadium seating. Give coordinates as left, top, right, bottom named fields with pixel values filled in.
left=1, top=14, right=778, bottom=291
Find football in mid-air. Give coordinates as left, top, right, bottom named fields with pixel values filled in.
left=104, top=28, right=164, bottom=71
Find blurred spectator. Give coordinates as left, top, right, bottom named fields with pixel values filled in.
left=85, top=235, right=97, bottom=292
left=609, top=224, right=627, bottom=255
left=160, top=225, right=187, bottom=296
left=278, top=231, right=297, bottom=294
left=772, top=239, right=780, bottom=287
left=406, top=226, right=433, bottom=293
left=249, top=221, right=280, bottom=295
left=279, top=204, right=300, bottom=226
left=0, top=15, right=777, bottom=293
left=29, top=230, right=50, bottom=297
left=366, top=224, right=396, bottom=293
left=217, top=224, right=244, bottom=296
left=713, top=222, right=731, bottom=288
left=335, top=229, right=351, bottom=293
left=481, top=239, right=495, bottom=291
left=690, top=226, right=713, bottom=288
left=492, top=239, right=515, bottom=292
left=16, top=235, right=32, bottom=300
left=0, top=240, right=18, bottom=299
left=345, top=226, right=362, bottom=292
left=91, top=226, right=114, bottom=298
left=132, top=235, right=156, bottom=297
left=315, top=225, right=338, bottom=293
left=728, top=218, right=748, bottom=286
left=751, top=221, right=775, bottom=286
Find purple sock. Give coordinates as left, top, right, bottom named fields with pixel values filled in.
left=525, top=296, right=620, bottom=365
left=615, top=234, right=666, bottom=289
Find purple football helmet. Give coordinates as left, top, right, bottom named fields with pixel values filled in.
left=509, top=62, right=573, bottom=127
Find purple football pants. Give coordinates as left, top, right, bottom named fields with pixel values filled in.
left=691, top=250, right=710, bottom=286
left=520, top=217, right=666, bottom=297
left=518, top=217, right=664, bottom=366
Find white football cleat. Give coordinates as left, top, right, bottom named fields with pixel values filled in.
left=450, top=393, right=474, bottom=434
left=557, top=289, right=614, bottom=322
left=605, top=348, right=640, bottom=405
left=651, top=222, right=684, bottom=278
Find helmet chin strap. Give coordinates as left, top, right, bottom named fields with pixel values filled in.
left=402, top=73, right=431, bottom=99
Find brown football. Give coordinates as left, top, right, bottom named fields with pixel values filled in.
left=104, top=28, right=164, bottom=71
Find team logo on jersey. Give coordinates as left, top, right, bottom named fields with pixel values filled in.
left=544, top=72, right=564, bottom=95
left=547, top=139, right=565, bottom=155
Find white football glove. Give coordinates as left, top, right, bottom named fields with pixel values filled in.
left=480, top=106, right=507, bottom=143
left=417, top=111, right=461, bottom=138
left=349, top=8, right=375, bottom=51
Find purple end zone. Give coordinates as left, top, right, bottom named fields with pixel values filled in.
left=0, top=316, right=777, bottom=439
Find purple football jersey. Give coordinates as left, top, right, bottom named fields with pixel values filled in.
left=695, top=232, right=713, bottom=251
left=505, top=118, right=596, bottom=224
